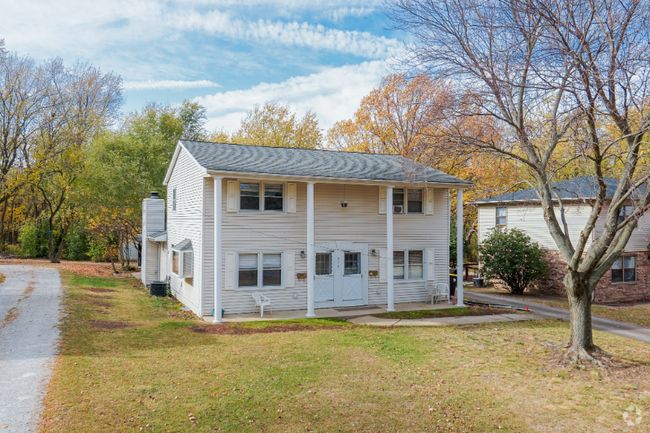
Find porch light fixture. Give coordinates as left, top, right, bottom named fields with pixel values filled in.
left=371, top=249, right=377, bottom=256
left=300, top=250, right=305, bottom=258
left=341, top=199, right=348, bottom=208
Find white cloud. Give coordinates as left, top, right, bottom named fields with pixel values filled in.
left=123, top=79, right=221, bottom=90
left=174, top=11, right=401, bottom=58
left=326, top=7, right=376, bottom=22
left=196, top=61, right=388, bottom=132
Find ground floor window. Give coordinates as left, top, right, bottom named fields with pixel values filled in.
left=172, top=240, right=193, bottom=278
left=238, top=253, right=282, bottom=288
left=394, top=250, right=424, bottom=280
left=612, top=255, right=636, bottom=283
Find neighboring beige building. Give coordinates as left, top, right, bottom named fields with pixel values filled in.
left=141, top=140, right=471, bottom=319
left=472, top=177, right=650, bottom=303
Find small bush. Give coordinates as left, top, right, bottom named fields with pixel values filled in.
left=63, top=226, right=91, bottom=260
left=479, top=227, right=548, bottom=294
left=18, top=221, right=49, bottom=258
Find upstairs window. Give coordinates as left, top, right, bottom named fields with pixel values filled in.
left=393, top=188, right=405, bottom=213
left=618, top=205, right=634, bottom=226
left=240, top=183, right=260, bottom=210
left=407, top=189, right=423, bottom=213
left=172, top=187, right=177, bottom=211
left=612, top=256, right=636, bottom=283
left=393, top=188, right=423, bottom=214
left=264, top=184, right=283, bottom=211
left=496, top=207, right=507, bottom=226
left=240, top=182, right=284, bottom=212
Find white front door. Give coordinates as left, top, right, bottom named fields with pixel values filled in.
left=314, top=242, right=368, bottom=308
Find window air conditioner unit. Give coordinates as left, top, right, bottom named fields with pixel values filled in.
left=393, top=205, right=404, bottom=214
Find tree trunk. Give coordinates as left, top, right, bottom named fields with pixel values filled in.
left=565, top=273, right=598, bottom=362
left=52, top=221, right=71, bottom=263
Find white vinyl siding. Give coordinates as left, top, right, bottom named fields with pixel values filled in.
left=594, top=204, right=650, bottom=253
left=199, top=183, right=451, bottom=315
left=166, top=147, right=204, bottom=315
left=477, top=203, right=594, bottom=250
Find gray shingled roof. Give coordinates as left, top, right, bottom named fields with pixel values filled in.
left=470, top=176, right=622, bottom=204
left=147, top=229, right=167, bottom=242
left=180, top=140, right=472, bottom=185
left=172, top=239, right=193, bottom=251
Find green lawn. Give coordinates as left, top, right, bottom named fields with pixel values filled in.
left=40, top=273, right=650, bottom=432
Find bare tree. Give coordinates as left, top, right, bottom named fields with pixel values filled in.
left=388, top=0, right=650, bottom=363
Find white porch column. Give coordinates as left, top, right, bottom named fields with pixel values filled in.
left=306, top=182, right=316, bottom=318
left=386, top=186, right=395, bottom=311
left=456, top=188, right=464, bottom=307
left=213, top=176, right=223, bottom=323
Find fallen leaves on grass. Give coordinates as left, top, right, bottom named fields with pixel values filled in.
left=85, top=299, right=112, bottom=308
left=85, top=287, right=117, bottom=293
left=0, top=258, right=118, bottom=277
left=89, top=320, right=133, bottom=330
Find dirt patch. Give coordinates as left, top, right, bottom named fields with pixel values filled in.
left=89, top=320, right=133, bottom=329
left=85, top=287, right=117, bottom=293
left=1, top=281, right=36, bottom=328
left=189, top=323, right=344, bottom=335
left=85, top=300, right=111, bottom=308
left=85, top=293, right=113, bottom=299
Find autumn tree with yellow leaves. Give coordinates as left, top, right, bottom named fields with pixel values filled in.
left=210, top=101, right=322, bottom=149
left=327, top=73, right=521, bottom=259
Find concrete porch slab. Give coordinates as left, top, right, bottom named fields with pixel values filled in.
left=202, top=302, right=459, bottom=323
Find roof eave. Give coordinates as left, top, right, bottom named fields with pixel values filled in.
left=204, top=169, right=472, bottom=188
left=469, top=196, right=604, bottom=205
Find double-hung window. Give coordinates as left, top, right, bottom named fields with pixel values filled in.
left=393, top=250, right=424, bottom=280
left=617, top=205, right=634, bottom=226
left=612, top=256, right=636, bottom=283
left=393, top=188, right=423, bottom=214
left=496, top=207, right=507, bottom=226
left=238, top=253, right=283, bottom=288
left=240, top=182, right=283, bottom=211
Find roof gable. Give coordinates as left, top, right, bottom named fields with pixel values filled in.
left=176, top=140, right=472, bottom=185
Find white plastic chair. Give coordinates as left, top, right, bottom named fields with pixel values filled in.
left=434, top=283, right=450, bottom=303
left=425, top=282, right=439, bottom=305
left=252, top=293, right=272, bottom=317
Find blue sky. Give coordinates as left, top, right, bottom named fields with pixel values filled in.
left=4, top=0, right=405, bottom=133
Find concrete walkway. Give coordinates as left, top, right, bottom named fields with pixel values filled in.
left=465, top=291, right=650, bottom=343
left=204, top=302, right=459, bottom=323
left=0, top=265, right=63, bottom=432
left=348, top=312, right=545, bottom=327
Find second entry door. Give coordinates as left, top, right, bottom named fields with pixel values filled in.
left=314, top=242, right=368, bottom=308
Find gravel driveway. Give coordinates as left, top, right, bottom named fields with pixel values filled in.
left=0, top=265, right=63, bottom=432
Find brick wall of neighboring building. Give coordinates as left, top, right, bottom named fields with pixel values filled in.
left=532, top=250, right=650, bottom=303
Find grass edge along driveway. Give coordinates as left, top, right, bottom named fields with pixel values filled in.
left=39, top=271, right=650, bottom=432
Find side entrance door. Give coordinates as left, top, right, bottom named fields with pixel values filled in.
left=314, top=242, right=368, bottom=308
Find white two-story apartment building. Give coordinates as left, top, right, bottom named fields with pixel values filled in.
left=141, top=140, right=471, bottom=319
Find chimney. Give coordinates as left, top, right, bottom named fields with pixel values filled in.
left=142, top=194, right=165, bottom=235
